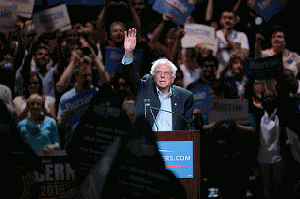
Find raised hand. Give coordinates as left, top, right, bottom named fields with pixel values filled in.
left=162, top=13, right=172, bottom=21
left=124, top=28, right=137, bottom=57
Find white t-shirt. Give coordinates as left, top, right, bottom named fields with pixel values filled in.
left=258, top=109, right=282, bottom=164
left=180, top=63, right=202, bottom=88
left=13, top=95, right=55, bottom=114
left=216, top=29, right=250, bottom=77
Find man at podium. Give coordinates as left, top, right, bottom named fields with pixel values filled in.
left=122, top=28, right=194, bottom=131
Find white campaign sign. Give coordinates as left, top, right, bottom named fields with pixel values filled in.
left=181, top=23, right=216, bottom=51
left=5, top=0, right=35, bottom=18
left=0, top=4, right=17, bottom=33
left=32, top=4, right=72, bottom=34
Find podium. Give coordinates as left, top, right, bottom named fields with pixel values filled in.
left=156, top=130, right=200, bottom=199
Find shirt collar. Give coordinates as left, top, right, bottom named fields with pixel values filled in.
left=264, top=108, right=278, bottom=120
left=236, top=75, right=248, bottom=84
left=156, top=86, right=172, bottom=98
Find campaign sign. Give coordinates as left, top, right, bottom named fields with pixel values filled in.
left=190, top=84, right=214, bottom=114
left=59, top=87, right=98, bottom=129
left=32, top=150, right=76, bottom=199
left=181, top=23, right=217, bottom=51
left=166, top=0, right=195, bottom=25
left=105, top=47, right=143, bottom=73
left=208, top=99, right=249, bottom=123
left=5, top=0, right=35, bottom=18
left=253, top=0, right=289, bottom=21
left=153, top=0, right=167, bottom=14
left=157, top=141, right=193, bottom=178
left=153, top=0, right=195, bottom=25
left=0, top=4, right=17, bottom=32
left=244, top=54, right=283, bottom=80
left=65, top=87, right=132, bottom=185
left=32, top=4, right=72, bottom=33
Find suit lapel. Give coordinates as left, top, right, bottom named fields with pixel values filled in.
left=171, top=86, right=178, bottom=130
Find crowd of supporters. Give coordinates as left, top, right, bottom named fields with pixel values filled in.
left=1, top=0, right=300, bottom=198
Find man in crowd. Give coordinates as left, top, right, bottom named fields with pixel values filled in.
left=15, top=44, right=57, bottom=98
left=57, top=47, right=109, bottom=149
left=249, top=75, right=300, bottom=198
left=122, top=28, right=194, bottom=131
left=216, top=10, right=250, bottom=78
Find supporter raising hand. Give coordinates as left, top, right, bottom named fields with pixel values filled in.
left=148, top=13, right=184, bottom=65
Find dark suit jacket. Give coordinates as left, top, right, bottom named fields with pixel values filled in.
left=123, top=63, right=194, bottom=130
left=223, top=76, right=252, bottom=99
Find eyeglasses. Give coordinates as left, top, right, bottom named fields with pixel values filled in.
left=37, top=53, right=49, bottom=56
left=155, top=71, right=172, bottom=76
left=29, top=102, right=42, bottom=106
left=30, top=82, right=40, bottom=85
left=134, top=2, right=144, bottom=6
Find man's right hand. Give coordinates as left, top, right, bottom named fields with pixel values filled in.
left=124, top=28, right=137, bottom=58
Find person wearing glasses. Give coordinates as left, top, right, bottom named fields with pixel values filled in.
left=18, top=94, right=60, bottom=152
left=122, top=28, right=194, bottom=131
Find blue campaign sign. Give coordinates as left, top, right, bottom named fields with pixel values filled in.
left=190, top=85, right=214, bottom=114
left=60, top=87, right=98, bottom=127
left=152, top=0, right=166, bottom=14
left=153, top=0, right=195, bottom=25
left=244, top=54, right=283, bottom=80
left=105, top=47, right=143, bottom=73
left=105, top=47, right=124, bottom=73
left=157, top=141, right=193, bottom=178
left=166, top=0, right=195, bottom=25
left=253, top=0, right=289, bottom=21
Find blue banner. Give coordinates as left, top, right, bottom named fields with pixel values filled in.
left=60, top=87, right=98, bottom=127
left=253, top=0, right=289, bottom=21
left=157, top=141, right=193, bottom=178
left=244, top=55, right=283, bottom=80
left=190, top=85, right=214, bottom=114
left=105, top=47, right=143, bottom=73
left=153, top=0, right=195, bottom=25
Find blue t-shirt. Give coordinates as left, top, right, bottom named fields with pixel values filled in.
left=18, top=116, right=60, bottom=150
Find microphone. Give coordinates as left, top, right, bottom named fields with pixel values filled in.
left=144, top=99, right=150, bottom=118
left=149, top=106, right=191, bottom=131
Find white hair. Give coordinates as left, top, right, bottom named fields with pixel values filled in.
left=150, top=58, right=177, bottom=77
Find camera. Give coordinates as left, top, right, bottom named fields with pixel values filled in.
left=82, top=56, right=92, bottom=64
left=81, top=46, right=91, bottom=56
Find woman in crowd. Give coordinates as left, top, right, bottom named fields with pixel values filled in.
left=13, top=71, right=56, bottom=121
left=219, top=53, right=252, bottom=100
left=18, top=94, right=60, bottom=152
